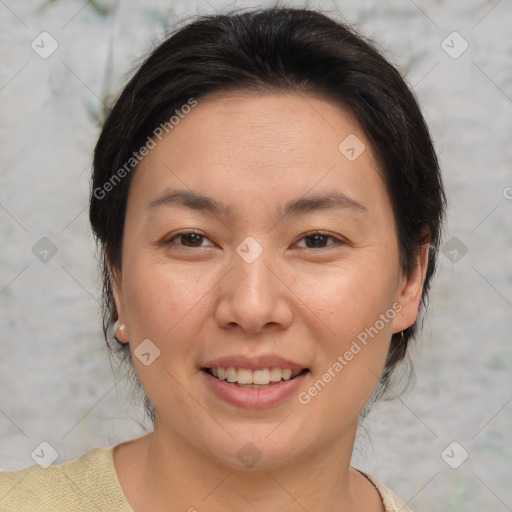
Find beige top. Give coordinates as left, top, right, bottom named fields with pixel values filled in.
left=0, top=445, right=412, bottom=511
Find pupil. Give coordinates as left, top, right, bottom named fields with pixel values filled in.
left=185, top=233, right=202, bottom=246
left=306, top=234, right=327, bottom=248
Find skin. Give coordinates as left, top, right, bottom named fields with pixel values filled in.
left=110, top=91, right=429, bottom=512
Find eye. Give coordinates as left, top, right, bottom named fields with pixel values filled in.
left=295, top=231, right=344, bottom=249
left=163, top=230, right=344, bottom=250
left=164, top=230, right=214, bottom=248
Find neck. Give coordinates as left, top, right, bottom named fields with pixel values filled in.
left=123, top=415, right=373, bottom=512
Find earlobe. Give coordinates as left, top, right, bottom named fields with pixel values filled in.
left=107, top=255, right=129, bottom=344
left=113, top=320, right=129, bottom=344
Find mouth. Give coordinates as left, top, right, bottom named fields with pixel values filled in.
left=201, top=367, right=310, bottom=388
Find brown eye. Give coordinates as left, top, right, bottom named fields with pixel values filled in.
left=165, top=231, right=213, bottom=248
left=296, top=232, right=343, bottom=249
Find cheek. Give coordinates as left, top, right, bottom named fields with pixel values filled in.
left=296, top=255, right=399, bottom=341
left=122, top=254, right=208, bottom=342
left=120, top=258, right=210, bottom=402
left=292, top=256, right=399, bottom=409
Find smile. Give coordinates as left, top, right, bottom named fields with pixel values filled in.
left=201, top=365, right=310, bottom=408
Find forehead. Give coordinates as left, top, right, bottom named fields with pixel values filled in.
left=128, top=91, right=388, bottom=218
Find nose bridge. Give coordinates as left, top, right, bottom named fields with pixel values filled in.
left=231, top=237, right=278, bottom=303
left=215, top=236, right=292, bottom=332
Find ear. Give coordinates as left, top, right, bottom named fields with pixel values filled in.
left=107, top=253, right=130, bottom=344
left=393, top=237, right=430, bottom=334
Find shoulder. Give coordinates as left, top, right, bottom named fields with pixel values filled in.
left=0, top=445, right=132, bottom=512
left=357, top=470, right=414, bottom=512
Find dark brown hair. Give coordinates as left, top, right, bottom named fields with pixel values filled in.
left=89, top=6, right=446, bottom=422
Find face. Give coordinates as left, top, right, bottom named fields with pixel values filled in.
left=111, top=91, right=427, bottom=469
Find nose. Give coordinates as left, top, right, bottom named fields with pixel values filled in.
left=214, top=246, right=293, bottom=334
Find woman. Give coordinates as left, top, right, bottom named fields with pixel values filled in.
left=0, top=6, right=445, bottom=511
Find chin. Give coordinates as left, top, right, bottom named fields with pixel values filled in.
left=197, top=422, right=316, bottom=471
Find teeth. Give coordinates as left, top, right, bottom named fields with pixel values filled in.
left=237, top=368, right=253, bottom=385
left=209, top=367, right=303, bottom=385
left=226, top=367, right=237, bottom=383
left=269, top=367, right=282, bottom=382
left=253, top=369, right=270, bottom=385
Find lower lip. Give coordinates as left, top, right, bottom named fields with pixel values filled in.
left=201, top=369, right=308, bottom=409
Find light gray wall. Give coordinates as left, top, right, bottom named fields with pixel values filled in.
left=1, top=1, right=511, bottom=510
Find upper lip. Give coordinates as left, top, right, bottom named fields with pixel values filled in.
left=202, top=355, right=308, bottom=372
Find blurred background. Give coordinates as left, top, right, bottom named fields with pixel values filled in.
left=0, top=0, right=511, bottom=510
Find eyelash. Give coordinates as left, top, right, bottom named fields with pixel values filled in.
left=163, top=230, right=345, bottom=250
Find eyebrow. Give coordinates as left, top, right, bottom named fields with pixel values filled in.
left=147, top=189, right=367, bottom=218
